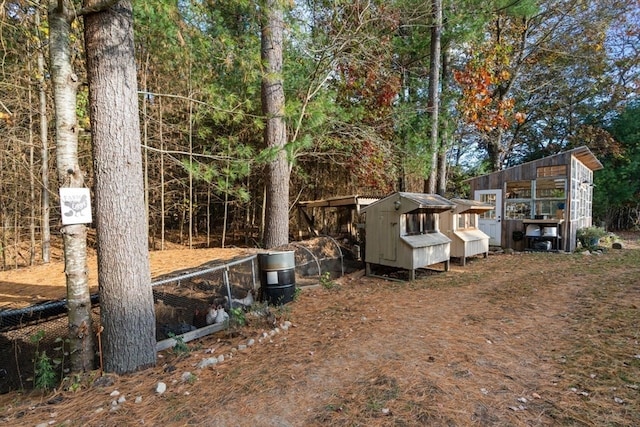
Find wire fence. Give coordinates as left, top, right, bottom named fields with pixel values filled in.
left=0, top=236, right=361, bottom=393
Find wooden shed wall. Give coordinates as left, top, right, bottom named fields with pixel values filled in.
left=467, top=151, right=596, bottom=252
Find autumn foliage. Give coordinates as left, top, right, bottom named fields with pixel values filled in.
left=454, top=44, right=526, bottom=133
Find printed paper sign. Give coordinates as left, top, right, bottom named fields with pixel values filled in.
left=59, top=187, right=92, bottom=225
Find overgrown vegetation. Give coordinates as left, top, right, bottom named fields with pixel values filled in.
left=29, top=331, right=59, bottom=391
left=576, top=226, right=608, bottom=249
left=168, top=333, right=190, bottom=356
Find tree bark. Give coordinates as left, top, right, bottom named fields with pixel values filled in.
left=426, top=0, right=442, bottom=194
left=84, top=0, right=156, bottom=374
left=261, top=0, right=290, bottom=249
left=36, top=10, right=51, bottom=264
left=49, top=1, right=95, bottom=372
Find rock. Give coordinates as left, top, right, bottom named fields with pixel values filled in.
left=181, top=372, right=193, bottom=382
left=612, top=242, right=624, bottom=249
left=247, top=338, right=255, bottom=347
left=135, top=396, right=143, bottom=404
left=196, top=358, right=218, bottom=369
left=109, top=390, right=120, bottom=397
left=117, top=396, right=126, bottom=404
left=155, top=382, right=167, bottom=394
left=93, top=375, right=115, bottom=388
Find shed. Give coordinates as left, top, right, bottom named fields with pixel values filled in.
left=439, top=199, right=493, bottom=266
left=296, top=194, right=380, bottom=242
left=360, top=192, right=454, bottom=280
left=465, top=146, right=603, bottom=252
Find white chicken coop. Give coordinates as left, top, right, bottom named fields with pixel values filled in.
left=439, top=198, right=493, bottom=266
left=361, top=192, right=454, bottom=280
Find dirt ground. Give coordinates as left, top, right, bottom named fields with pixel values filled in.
left=1, top=233, right=639, bottom=426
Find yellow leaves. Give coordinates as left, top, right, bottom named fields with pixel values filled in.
left=0, top=112, right=13, bottom=125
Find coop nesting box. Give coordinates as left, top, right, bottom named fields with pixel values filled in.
left=361, top=192, right=454, bottom=280
left=439, top=198, right=493, bottom=266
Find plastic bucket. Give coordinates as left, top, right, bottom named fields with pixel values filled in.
left=258, top=251, right=296, bottom=305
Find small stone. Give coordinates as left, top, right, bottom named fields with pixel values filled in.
left=181, top=372, right=192, bottom=382
left=36, top=423, right=48, bottom=427
left=283, top=321, right=292, bottom=328
left=111, top=400, right=118, bottom=407
left=155, top=382, right=167, bottom=394
left=117, top=396, right=126, bottom=404
left=135, top=396, right=143, bottom=404
left=238, top=344, right=247, bottom=351
left=95, top=408, right=104, bottom=414
left=247, top=339, right=255, bottom=347
left=217, top=354, right=225, bottom=363
left=196, top=358, right=218, bottom=369
left=109, top=390, right=120, bottom=397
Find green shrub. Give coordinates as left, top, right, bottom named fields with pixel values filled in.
left=577, top=226, right=607, bottom=248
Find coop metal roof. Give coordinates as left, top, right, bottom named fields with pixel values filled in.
left=297, top=194, right=381, bottom=208
left=450, top=198, right=495, bottom=215
left=361, top=192, right=455, bottom=215
left=400, top=232, right=452, bottom=249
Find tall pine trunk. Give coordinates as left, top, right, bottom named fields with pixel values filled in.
left=84, top=0, right=156, bottom=374
left=49, top=1, right=95, bottom=372
left=261, top=0, right=289, bottom=249
left=425, top=0, right=442, bottom=194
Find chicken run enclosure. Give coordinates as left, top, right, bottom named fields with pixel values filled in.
left=0, top=237, right=357, bottom=393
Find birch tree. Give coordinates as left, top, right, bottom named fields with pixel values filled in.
left=48, top=0, right=95, bottom=372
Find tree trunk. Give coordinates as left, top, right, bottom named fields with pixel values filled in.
left=49, top=2, right=95, bottom=372
left=36, top=9, right=51, bottom=264
left=487, top=130, right=503, bottom=171
left=84, top=0, right=156, bottom=374
left=437, top=46, right=451, bottom=197
left=261, top=0, right=289, bottom=249
left=426, top=0, right=442, bottom=194
left=28, top=57, right=36, bottom=266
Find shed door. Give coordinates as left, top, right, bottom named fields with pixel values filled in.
left=379, top=211, right=397, bottom=262
left=475, top=189, right=502, bottom=246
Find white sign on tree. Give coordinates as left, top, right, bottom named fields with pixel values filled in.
left=59, top=187, right=92, bottom=225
